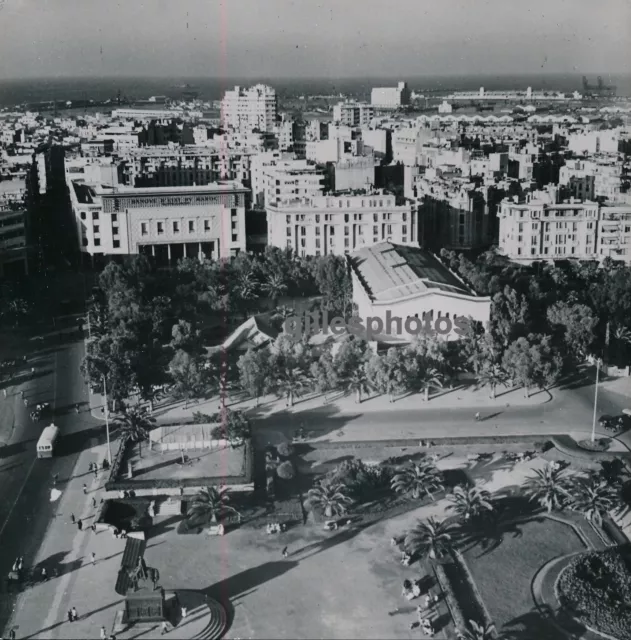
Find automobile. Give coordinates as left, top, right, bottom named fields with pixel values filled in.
left=599, top=414, right=627, bottom=432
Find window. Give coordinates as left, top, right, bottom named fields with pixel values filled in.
left=173, top=221, right=180, bottom=233
left=531, top=247, right=536, bottom=255
left=188, top=220, right=195, bottom=232
left=286, top=215, right=291, bottom=224
left=344, top=226, right=349, bottom=236
left=315, top=227, right=320, bottom=236
left=373, top=213, right=378, bottom=222
left=518, top=223, right=524, bottom=232
left=358, top=226, right=363, bottom=235
left=111, top=214, right=118, bottom=222
left=315, top=214, right=320, bottom=223
left=113, top=239, right=120, bottom=249
left=402, top=236, right=407, bottom=243
left=141, top=223, right=148, bottom=236
left=532, top=222, right=538, bottom=230
left=344, top=238, right=349, bottom=247
left=157, top=222, right=164, bottom=234
left=82, top=238, right=88, bottom=247
left=232, top=234, right=238, bottom=242
left=94, top=238, right=101, bottom=246
left=300, top=239, right=306, bottom=248
left=316, top=239, right=321, bottom=248
left=402, top=213, right=407, bottom=222
left=517, top=247, right=522, bottom=255
left=402, top=225, right=407, bottom=235
left=80, top=212, right=86, bottom=220
left=387, top=224, right=392, bottom=235
left=373, top=225, right=378, bottom=235
left=330, top=226, right=335, bottom=235
left=112, top=226, right=119, bottom=236
left=344, top=214, right=349, bottom=223
left=93, top=225, right=100, bottom=234
left=544, top=234, right=550, bottom=242
left=232, top=221, right=237, bottom=231
left=286, top=227, right=291, bottom=237
left=92, top=212, right=99, bottom=220
left=587, top=222, right=594, bottom=229
left=301, top=226, right=306, bottom=236
left=531, top=236, right=537, bottom=245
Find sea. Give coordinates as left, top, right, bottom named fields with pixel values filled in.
left=0, top=73, right=629, bottom=107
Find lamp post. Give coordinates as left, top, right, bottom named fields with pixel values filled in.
left=591, top=358, right=602, bottom=444
left=103, top=374, right=112, bottom=465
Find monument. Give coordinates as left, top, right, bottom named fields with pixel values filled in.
left=124, top=556, right=165, bottom=623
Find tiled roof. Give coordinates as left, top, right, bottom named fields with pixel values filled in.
left=349, top=242, right=473, bottom=303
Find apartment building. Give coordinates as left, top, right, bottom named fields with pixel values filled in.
left=332, top=102, right=375, bottom=127
left=559, top=157, right=624, bottom=201
left=370, top=82, right=410, bottom=109
left=68, top=180, right=248, bottom=264
left=498, top=194, right=631, bottom=263
left=262, top=159, right=325, bottom=208
left=266, top=191, right=417, bottom=257
left=220, top=85, right=277, bottom=133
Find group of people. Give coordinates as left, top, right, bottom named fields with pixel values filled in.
left=266, top=522, right=286, bottom=534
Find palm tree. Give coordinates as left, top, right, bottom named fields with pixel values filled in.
left=236, top=272, right=259, bottom=318
left=273, top=366, right=309, bottom=407
left=447, top=485, right=494, bottom=522
left=522, top=463, right=573, bottom=513
left=391, top=460, right=444, bottom=501
left=416, top=367, right=443, bottom=401
left=569, top=476, right=620, bottom=525
left=187, top=486, right=240, bottom=524
left=118, top=404, right=155, bottom=458
left=307, top=481, right=353, bottom=518
left=457, top=620, right=496, bottom=640
left=477, top=363, right=507, bottom=399
left=404, top=517, right=453, bottom=561
left=345, top=365, right=371, bottom=404
left=261, top=273, right=288, bottom=307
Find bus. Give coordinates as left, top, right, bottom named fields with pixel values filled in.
left=37, top=424, right=60, bottom=458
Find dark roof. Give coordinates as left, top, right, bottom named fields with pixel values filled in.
left=72, top=181, right=96, bottom=204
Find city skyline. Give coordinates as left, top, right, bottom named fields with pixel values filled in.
left=0, top=0, right=629, bottom=80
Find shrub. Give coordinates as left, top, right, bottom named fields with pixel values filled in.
left=277, top=461, right=295, bottom=480
left=326, top=459, right=392, bottom=500
left=277, top=442, right=294, bottom=458
left=557, top=548, right=631, bottom=639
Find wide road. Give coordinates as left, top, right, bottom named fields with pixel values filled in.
left=0, top=326, right=107, bottom=633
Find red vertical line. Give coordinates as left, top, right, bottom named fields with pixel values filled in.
left=218, top=0, right=231, bottom=606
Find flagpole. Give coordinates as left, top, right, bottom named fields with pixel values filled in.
left=103, top=374, right=112, bottom=465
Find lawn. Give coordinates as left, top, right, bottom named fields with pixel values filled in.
left=461, top=517, right=587, bottom=632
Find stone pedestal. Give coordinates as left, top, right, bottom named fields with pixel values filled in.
left=125, top=586, right=165, bottom=622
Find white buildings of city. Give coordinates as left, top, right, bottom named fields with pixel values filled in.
left=498, top=190, right=631, bottom=263
left=348, top=241, right=491, bottom=342
left=67, top=180, right=248, bottom=262
left=220, top=85, right=278, bottom=133
left=370, top=82, right=411, bottom=109
left=0, top=179, right=28, bottom=277
left=266, top=191, right=417, bottom=257
left=332, top=102, right=375, bottom=127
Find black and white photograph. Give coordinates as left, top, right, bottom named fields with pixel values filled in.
left=0, top=1, right=631, bottom=638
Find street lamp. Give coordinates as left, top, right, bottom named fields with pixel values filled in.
left=591, top=358, right=602, bottom=444
left=103, top=374, right=112, bottom=465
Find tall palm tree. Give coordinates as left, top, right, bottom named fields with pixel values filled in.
left=261, top=273, right=288, bottom=307
left=569, top=476, right=620, bottom=526
left=457, top=620, right=496, bottom=640
left=273, top=366, right=309, bottom=407
left=477, top=364, right=507, bottom=399
left=404, top=517, right=453, bottom=561
left=344, top=365, right=371, bottom=404
left=447, top=485, right=494, bottom=522
left=187, top=486, right=240, bottom=524
left=391, top=460, right=444, bottom=501
left=307, top=481, right=353, bottom=518
left=236, top=272, right=259, bottom=318
left=522, top=463, right=573, bottom=513
left=416, top=367, right=443, bottom=402
left=118, top=404, right=155, bottom=458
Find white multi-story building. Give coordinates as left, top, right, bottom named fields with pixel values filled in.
left=262, top=159, right=325, bottom=208
left=111, top=108, right=200, bottom=120
left=220, top=85, right=277, bottom=133
left=371, top=82, right=410, bottom=109
left=332, top=102, right=375, bottom=127
left=68, top=181, right=248, bottom=262
left=0, top=179, right=28, bottom=277
left=266, top=191, right=416, bottom=257
left=567, top=130, right=620, bottom=155
left=498, top=195, right=631, bottom=263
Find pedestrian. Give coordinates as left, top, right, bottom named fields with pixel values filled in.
left=161, top=620, right=169, bottom=635
left=100, top=627, right=107, bottom=640
left=9, top=628, right=16, bottom=640
left=83, top=483, right=87, bottom=494
left=71, top=606, right=78, bottom=621
left=67, top=610, right=73, bottom=623
left=3, top=388, right=6, bottom=398
left=75, top=404, right=80, bottom=414
left=70, top=513, right=76, bottom=524
left=475, top=411, right=480, bottom=421
left=281, top=546, right=288, bottom=558
left=52, top=473, right=59, bottom=486
left=17, top=557, right=23, bottom=571
left=93, top=466, right=98, bottom=479
left=23, top=398, right=28, bottom=407
left=91, top=523, right=97, bottom=533
left=90, top=552, right=96, bottom=565
left=20, top=390, right=24, bottom=398
left=89, top=462, right=93, bottom=473
left=41, top=567, right=48, bottom=581
left=92, top=497, right=97, bottom=508
left=77, top=519, right=83, bottom=531
left=181, top=606, right=187, bottom=619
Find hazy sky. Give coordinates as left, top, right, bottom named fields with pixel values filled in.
left=0, top=0, right=629, bottom=79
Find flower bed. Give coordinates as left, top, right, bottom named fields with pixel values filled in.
left=556, top=547, right=631, bottom=640
left=576, top=437, right=611, bottom=452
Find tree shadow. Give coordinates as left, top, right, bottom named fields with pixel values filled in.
left=0, top=438, right=37, bottom=459
left=202, top=560, right=298, bottom=608
left=500, top=603, right=587, bottom=640
left=147, top=514, right=182, bottom=539
left=464, top=454, right=517, bottom=485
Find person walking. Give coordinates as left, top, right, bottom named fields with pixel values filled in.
left=52, top=473, right=59, bottom=486
left=91, top=522, right=97, bottom=533
left=70, top=607, right=78, bottom=621
left=475, top=412, right=481, bottom=421
left=41, top=567, right=48, bottom=581
left=83, top=483, right=88, bottom=494
left=77, top=519, right=83, bottom=531
left=93, top=466, right=98, bottom=479
left=281, top=546, right=289, bottom=558
left=8, top=628, right=16, bottom=640
left=70, top=513, right=76, bottom=524
left=100, top=626, right=107, bottom=640
left=3, top=388, right=6, bottom=398
left=161, top=620, right=169, bottom=635
left=92, top=497, right=97, bottom=508
left=67, top=610, right=73, bottom=623
left=181, top=606, right=187, bottom=620
left=90, top=552, right=96, bottom=565
left=75, top=404, right=80, bottom=414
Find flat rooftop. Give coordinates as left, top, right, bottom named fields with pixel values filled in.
left=95, top=182, right=248, bottom=196
left=349, top=241, right=474, bottom=302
